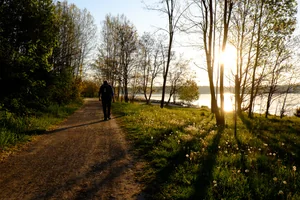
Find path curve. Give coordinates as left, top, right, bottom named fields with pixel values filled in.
left=0, top=99, right=144, bottom=200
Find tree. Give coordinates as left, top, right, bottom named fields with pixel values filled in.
left=219, top=0, right=234, bottom=124
left=74, top=8, right=97, bottom=79
left=264, top=40, right=291, bottom=118
left=94, top=14, right=138, bottom=102
left=246, top=0, right=297, bottom=118
left=230, top=0, right=259, bottom=115
left=116, top=17, right=138, bottom=103
left=146, top=0, right=187, bottom=108
left=0, top=0, right=57, bottom=114
left=97, top=14, right=120, bottom=85
left=166, top=57, right=189, bottom=105
left=186, top=0, right=234, bottom=125
left=178, top=80, right=199, bottom=104
left=139, top=32, right=154, bottom=104
left=49, top=1, right=98, bottom=105
left=139, top=33, right=164, bottom=104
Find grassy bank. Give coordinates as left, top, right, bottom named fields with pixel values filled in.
left=112, top=102, right=300, bottom=200
left=0, top=99, right=83, bottom=151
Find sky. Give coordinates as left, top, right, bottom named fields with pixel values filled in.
left=68, top=0, right=166, bottom=35
left=67, top=0, right=300, bottom=86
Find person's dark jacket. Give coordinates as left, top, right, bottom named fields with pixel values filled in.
left=99, top=82, right=114, bottom=102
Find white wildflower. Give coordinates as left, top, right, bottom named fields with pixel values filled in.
left=278, top=190, right=284, bottom=195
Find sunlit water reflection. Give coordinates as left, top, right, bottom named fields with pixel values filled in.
left=137, top=93, right=300, bottom=116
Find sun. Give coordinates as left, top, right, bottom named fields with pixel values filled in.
left=220, top=44, right=237, bottom=74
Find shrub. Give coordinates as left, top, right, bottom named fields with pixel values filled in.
left=294, top=107, right=300, bottom=117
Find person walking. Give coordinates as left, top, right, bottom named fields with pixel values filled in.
left=98, top=80, right=114, bottom=120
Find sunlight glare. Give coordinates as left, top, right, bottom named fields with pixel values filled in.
left=220, top=44, right=237, bottom=74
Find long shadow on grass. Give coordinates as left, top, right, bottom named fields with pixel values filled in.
left=239, top=114, right=300, bottom=198
left=190, top=127, right=223, bottom=199
left=234, top=125, right=247, bottom=174
left=240, top=114, right=300, bottom=166
left=139, top=126, right=223, bottom=199
left=257, top=133, right=300, bottom=166
left=233, top=120, right=272, bottom=200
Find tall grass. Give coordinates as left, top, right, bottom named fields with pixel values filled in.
left=113, top=102, right=300, bottom=200
left=0, top=100, right=83, bottom=150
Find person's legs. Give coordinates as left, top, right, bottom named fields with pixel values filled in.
left=102, top=100, right=107, bottom=120
left=107, top=101, right=111, bottom=119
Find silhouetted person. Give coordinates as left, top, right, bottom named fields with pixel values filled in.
left=99, top=80, right=114, bottom=120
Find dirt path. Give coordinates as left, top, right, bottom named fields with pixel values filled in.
left=0, top=99, right=145, bottom=200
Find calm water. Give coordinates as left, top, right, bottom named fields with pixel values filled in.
left=136, top=93, right=300, bottom=116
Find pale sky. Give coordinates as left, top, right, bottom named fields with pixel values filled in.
left=67, top=0, right=165, bottom=34
left=67, top=0, right=300, bottom=86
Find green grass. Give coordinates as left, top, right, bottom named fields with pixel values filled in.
left=0, top=99, right=83, bottom=150
left=112, top=102, right=300, bottom=200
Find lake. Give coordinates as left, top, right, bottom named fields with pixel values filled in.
left=135, top=93, right=300, bottom=116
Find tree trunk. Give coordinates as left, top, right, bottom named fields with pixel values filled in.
left=124, top=65, right=129, bottom=103
left=161, top=32, right=173, bottom=108
left=248, top=1, right=264, bottom=118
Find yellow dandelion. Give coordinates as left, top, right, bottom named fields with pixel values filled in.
left=273, top=177, right=278, bottom=181
left=283, top=181, right=287, bottom=184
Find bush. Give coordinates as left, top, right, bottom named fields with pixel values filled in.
left=81, top=80, right=99, bottom=97
left=294, top=107, right=300, bottom=117
left=178, top=80, right=199, bottom=104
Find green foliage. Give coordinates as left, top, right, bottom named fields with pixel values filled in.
left=0, top=0, right=57, bottom=115
left=81, top=80, right=99, bottom=97
left=113, top=102, right=300, bottom=200
left=48, top=70, right=83, bottom=105
left=0, top=128, right=28, bottom=149
left=178, top=80, right=199, bottom=104
left=0, top=100, right=82, bottom=149
left=0, top=0, right=95, bottom=116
